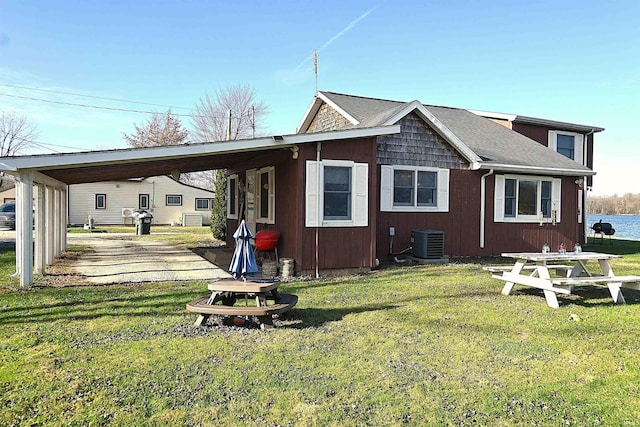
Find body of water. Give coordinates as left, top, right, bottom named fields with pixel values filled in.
left=587, top=214, right=640, bottom=241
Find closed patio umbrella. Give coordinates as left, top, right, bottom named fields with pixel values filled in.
left=229, top=219, right=259, bottom=280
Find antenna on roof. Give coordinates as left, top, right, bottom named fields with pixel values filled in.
left=313, top=49, right=318, bottom=94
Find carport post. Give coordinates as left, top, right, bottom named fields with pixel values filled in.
left=46, top=186, right=55, bottom=265
left=53, top=188, right=61, bottom=257
left=17, top=171, right=34, bottom=287
left=34, top=183, right=46, bottom=275
left=60, top=189, right=67, bottom=252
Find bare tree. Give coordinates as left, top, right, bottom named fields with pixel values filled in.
left=0, top=112, right=39, bottom=188
left=123, top=109, right=189, bottom=148
left=191, top=84, right=269, bottom=142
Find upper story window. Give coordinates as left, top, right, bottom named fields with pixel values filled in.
left=95, top=194, right=106, bottom=209
left=549, top=131, right=584, bottom=164
left=495, top=174, right=561, bottom=223
left=166, top=195, right=182, bottom=206
left=380, top=165, right=449, bottom=212
left=306, top=160, right=368, bottom=227
left=227, top=174, right=238, bottom=219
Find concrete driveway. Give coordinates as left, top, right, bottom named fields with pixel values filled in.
left=0, top=230, right=231, bottom=285
left=68, top=233, right=231, bottom=284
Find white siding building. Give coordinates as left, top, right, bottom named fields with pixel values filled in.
left=68, top=176, right=215, bottom=226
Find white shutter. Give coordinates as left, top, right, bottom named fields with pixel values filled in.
left=494, top=175, right=505, bottom=222
left=436, top=169, right=450, bottom=212
left=268, top=168, right=275, bottom=223
left=574, top=134, right=585, bottom=165
left=380, top=165, right=393, bottom=212
left=552, top=178, right=562, bottom=223
left=305, top=161, right=319, bottom=227
left=577, top=189, right=583, bottom=224
left=548, top=131, right=557, bottom=151
left=353, top=163, right=369, bottom=227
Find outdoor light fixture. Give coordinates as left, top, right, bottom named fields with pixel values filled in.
left=290, top=145, right=299, bottom=159
left=575, top=178, right=584, bottom=189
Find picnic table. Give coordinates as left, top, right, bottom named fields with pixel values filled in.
left=186, top=278, right=297, bottom=329
left=487, top=251, right=640, bottom=308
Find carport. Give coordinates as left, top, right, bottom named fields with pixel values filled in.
left=0, top=126, right=389, bottom=287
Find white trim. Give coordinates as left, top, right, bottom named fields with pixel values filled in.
left=380, top=165, right=450, bottom=213
left=256, top=166, right=275, bottom=224
left=226, top=174, right=238, bottom=220
left=477, top=163, right=594, bottom=176
left=494, top=174, right=561, bottom=224
left=0, top=125, right=400, bottom=174
left=467, top=109, right=518, bottom=122
left=548, top=130, right=584, bottom=165
left=317, top=92, right=360, bottom=125
left=305, top=160, right=369, bottom=228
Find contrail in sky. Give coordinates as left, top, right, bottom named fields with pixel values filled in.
left=297, top=5, right=378, bottom=69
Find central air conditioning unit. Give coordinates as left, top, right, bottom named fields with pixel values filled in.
left=122, top=208, right=135, bottom=218
left=411, top=229, right=445, bottom=259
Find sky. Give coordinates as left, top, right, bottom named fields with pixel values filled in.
left=0, top=0, right=638, bottom=196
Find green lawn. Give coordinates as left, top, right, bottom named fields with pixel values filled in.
left=1, top=233, right=640, bottom=426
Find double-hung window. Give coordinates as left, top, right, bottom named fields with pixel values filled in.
left=195, top=198, right=213, bottom=210
left=166, top=195, right=182, bottom=206
left=495, top=175, right=561, bottom=223
left=380, top=165, right=449, bottom=212
left=306, top=160, right=368, bottom=227
left=226, top=174, right=238, bottom=219
left=139, top=194, right=149, bottom=210
left=549, top=131, right=584, bottom=164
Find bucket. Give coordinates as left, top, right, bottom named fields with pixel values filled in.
left=280, top=258, right=295, bottom=278
left=261, top=260, right=278, bottom=278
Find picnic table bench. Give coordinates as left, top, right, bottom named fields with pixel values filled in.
left=186, top=278, right=297, bottom=330
left=488, top=252, right=640, bottom=308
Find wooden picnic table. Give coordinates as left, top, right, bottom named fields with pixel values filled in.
left=487, top=251, right=640, bottom=308
left=186, top=278, right=297, bottom=329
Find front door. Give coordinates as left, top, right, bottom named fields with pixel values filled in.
left=245, top=169, right=256, bottom=234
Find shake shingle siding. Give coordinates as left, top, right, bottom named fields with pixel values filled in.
left=307, top=103, right=351, bottom=132
left=377, top=113, right=466, bottom=169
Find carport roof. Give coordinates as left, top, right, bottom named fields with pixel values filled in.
left=0, top=125, right=400, bottom=185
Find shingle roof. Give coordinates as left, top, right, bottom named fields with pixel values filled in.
left=317, top=91, right=594, bottom=175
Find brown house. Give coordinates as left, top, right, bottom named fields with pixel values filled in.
left=226, top=91, right=603, bottom=275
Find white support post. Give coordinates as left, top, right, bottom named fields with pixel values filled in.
left=60, top=189, right=68, bottom=252
left=34, top=183, right=46, bottom=275
left=17, top=172, right=34, bottom=287
left=53, top=188, right=61, bottom=258
left=13, top=181, right=22, bottom=275
left=46, top=186, right=55, bottom=265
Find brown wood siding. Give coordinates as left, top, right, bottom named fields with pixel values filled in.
left=377, top=113, right=466, bottom=169
left=377, top=172, right=581, bottom=259
left=511, top=122, right=550, bottom=147
left=306, top=103, right=351, bottom=133
left=298, top=137, right=378, bottom=271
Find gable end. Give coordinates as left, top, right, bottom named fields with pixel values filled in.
left=377, top=113, right=467, bottom=169
left=306, top=103, right=352, bottom=133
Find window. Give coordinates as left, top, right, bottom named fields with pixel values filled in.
left=95, top=194, right=106, bottom=209
left=324, top=166, right=352, bottom=220
left=195, top=198, right=212, bottom=210
left=549, top=131, right=584, bottom=164
left=166, top=195, right=182, bottom=206
left=495, top=175, right=561, bottom=223
left=139, top=194, right=149, bottom=210
left=256, top=167, right=275, bottom=224
left=380, top=165, right=449, bottom=212
left=227, top=174, right=238, bottom=219
left=305, top=160, right=368, bottom=227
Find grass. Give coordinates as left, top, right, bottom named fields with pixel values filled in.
left=1, top=234, right=640, bottom=426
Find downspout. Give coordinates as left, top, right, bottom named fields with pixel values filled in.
left=480, top=169, right=494, bottom=249
left=581, top=129, right=595, bottom=243
left=315, top=142, right=322, bottom=279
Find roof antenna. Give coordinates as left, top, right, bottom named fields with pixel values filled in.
left=313, top=49, right=318, bottom=94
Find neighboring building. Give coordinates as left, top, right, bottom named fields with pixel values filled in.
left=0, top=180, right=16, bottom=203
left=68, top=175, right=215, bottom=226
left=224, top=91, right=603, bottom=274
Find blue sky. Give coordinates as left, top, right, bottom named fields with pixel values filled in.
left=1, top=0, right=638, bottom=195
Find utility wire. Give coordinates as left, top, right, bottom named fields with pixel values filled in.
left=0, top=83, right=192, bottom=110
left=0, top=92, right=206, bottom=118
